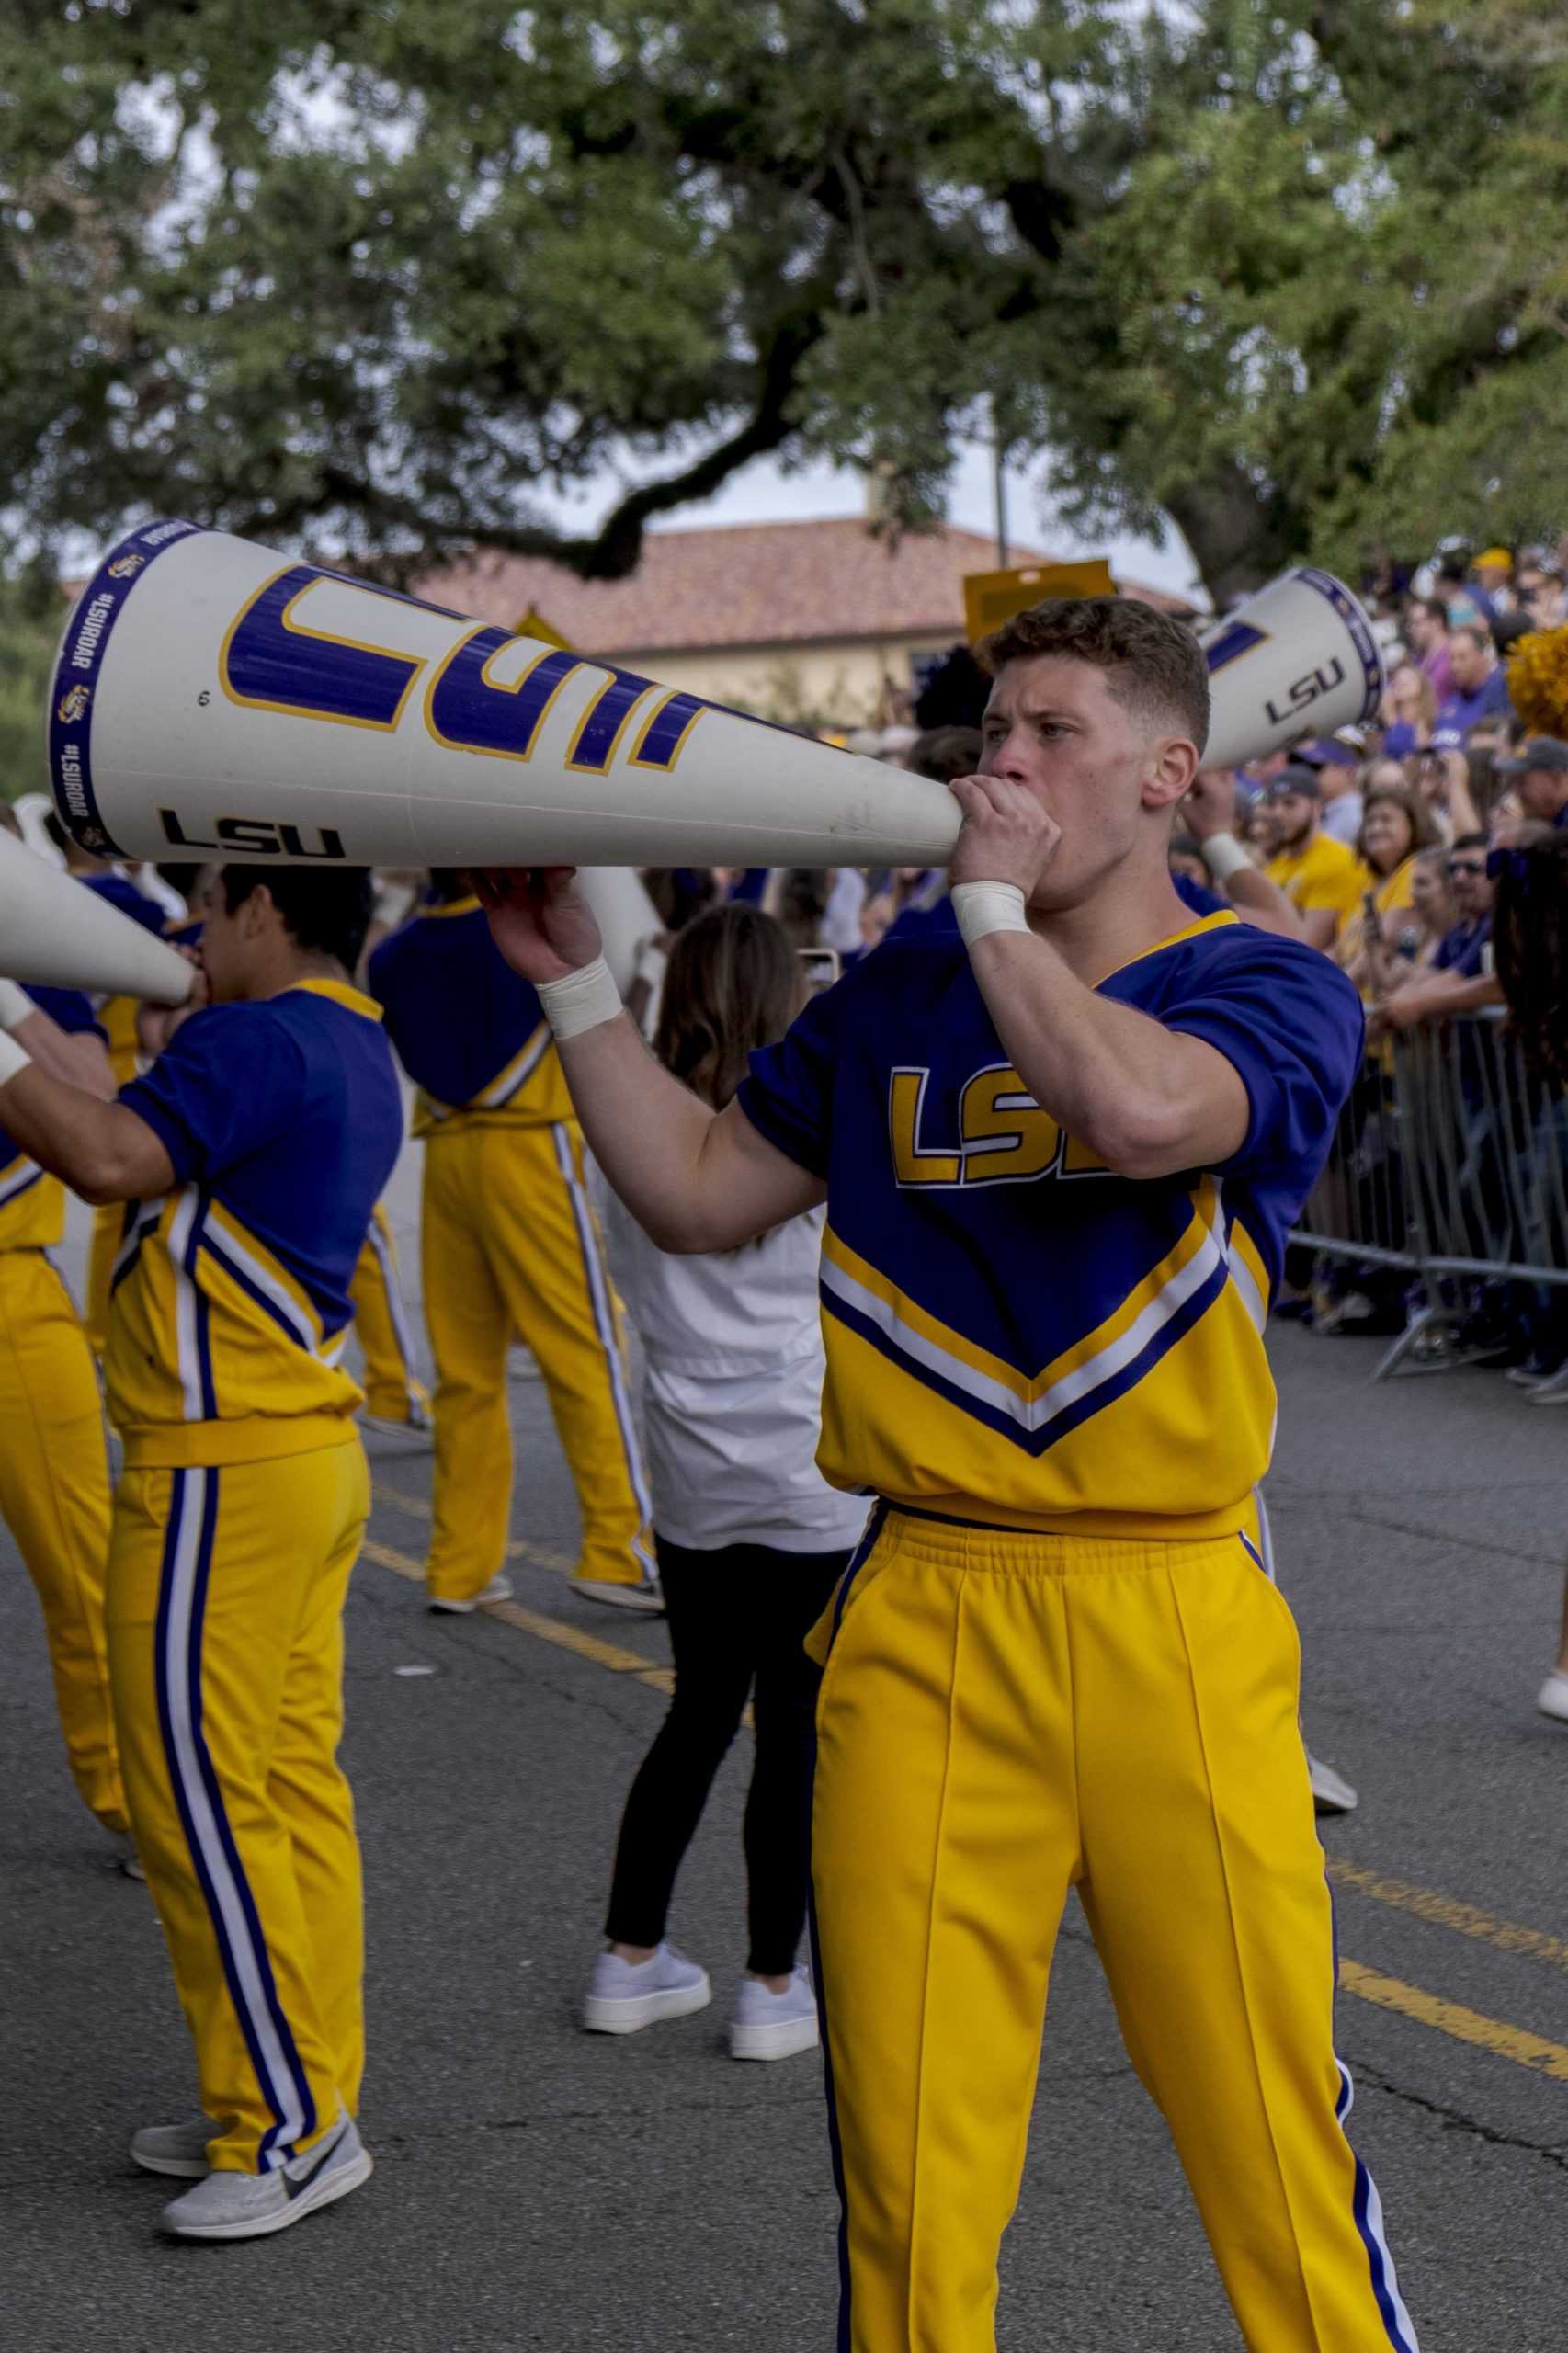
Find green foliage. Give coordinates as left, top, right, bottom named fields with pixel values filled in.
left=1, top=0, right=1566, bottom=598
left=0, top=574, right=65, bottom=800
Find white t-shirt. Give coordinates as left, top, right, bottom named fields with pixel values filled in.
left=599, top=1192, right=869, bottom=1555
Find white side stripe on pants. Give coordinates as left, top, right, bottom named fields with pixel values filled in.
left=156, top=1466, right=311, bottom=2168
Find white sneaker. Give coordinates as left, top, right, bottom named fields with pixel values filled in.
left=1528, top=1366, right=1568, bottom=1404
left=1307, top=1753, right=1359, bottom=1815
left=583, top=1944, right=711, bottom=2034
left=1537, top=1671, right=1568, bottom=1723
left=159, top=2118, right=371, bottom=2241
left=729, top=1964, right=820, bottom=2062
left=574, top=1574, right=664, bottom=1616
left=359, top=1411, right=434, bottom=1452
left=131, top=2116, right=215, bottom=2179
left=427, top=1572, right=514, bottom=1616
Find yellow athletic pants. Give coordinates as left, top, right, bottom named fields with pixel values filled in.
left=348, top=1202, right=431, bottom=1425
left=84, top=1199, right=119, bottom=1359
left=421, top=1119, right=653, bottom=1603
left=106, top=1444, right=369, bottom=2174
left=0, top=1247, right=125, bottom=1834
left=811, top=1507, right=1417, bottom=2353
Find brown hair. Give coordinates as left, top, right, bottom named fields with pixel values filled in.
left=907, top=725, right=983, bottom=784
left=976, top=597, right=1210, bottom=748
left=1357, top=781, right=1443, bottom=872
left=653, top=904, right=803, bottom=1111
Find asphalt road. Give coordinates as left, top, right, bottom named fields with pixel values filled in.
left=5, top=1156, right=1567, bottom=2351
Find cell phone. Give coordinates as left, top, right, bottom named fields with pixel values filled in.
left=1361, top=889, right=1383, bottom=949
left=799, top=947, right=840, bottom=995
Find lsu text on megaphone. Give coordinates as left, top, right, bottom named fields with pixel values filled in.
left=1199, top=568, right=1383, bottom=771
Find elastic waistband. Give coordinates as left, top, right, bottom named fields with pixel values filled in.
left=875, top=1504, right=1256, bottom=1575
left=880, top=1495, right=1250, bottom=1544
left=118, top=1415, right=359, bottom=1469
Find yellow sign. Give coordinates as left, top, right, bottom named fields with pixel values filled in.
left=514, top=602, right=574, bottom=651
left=963, top=560, right=1117, bottom=646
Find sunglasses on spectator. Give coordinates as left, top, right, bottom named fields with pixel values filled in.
left=1446, top=859, right=1487, bottom=878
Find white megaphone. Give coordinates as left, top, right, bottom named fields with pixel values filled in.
left=1199, top=567, right=1383, bottom=769
left=575, top=868, right=663, bottom=997
left=0, top=828, right=194, bottom=1004
left=46, top=521, right=960, bottom=870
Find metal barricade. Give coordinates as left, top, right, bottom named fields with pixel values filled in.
left=1289, top=1015, right=1568, bottom=1377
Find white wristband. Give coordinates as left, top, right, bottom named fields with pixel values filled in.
left=0, top=979, right=31, bottom=1031
left=1199, top=832, right=1252, bottom=883
left=951, top=881, right=1030, bottom=949
left=0, top=1029, right=32, bottom=1086
left=537, top=955, right=623, bottom=1042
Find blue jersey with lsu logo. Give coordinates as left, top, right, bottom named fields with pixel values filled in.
left=369, top=896, right=574, bottom=1136
left=737, top=911, right=1363, bottom=1538
left=0, top=987, right=106, bottom=1251
left=110, top=979, right=403, bottom=1468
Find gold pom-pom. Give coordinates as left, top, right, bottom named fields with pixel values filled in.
left=1506, top=625, right=1568, bottom=740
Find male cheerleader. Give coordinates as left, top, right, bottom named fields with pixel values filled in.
left=0, top=978, right=126, bottom=1842
left=0, top=866, right=401, bottom=2242
left=369, top=872, right=654, bottom=1612
left=478, top=597, right=1415, bottom=2350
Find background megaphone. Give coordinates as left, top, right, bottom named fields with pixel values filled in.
left=0, top=829, right=194, bottom=1004
left=1199, top=568, right=1383, bottom=770
left=47, top=521, right=959, bottom=871
left=575, top=868, right=663, bottom=997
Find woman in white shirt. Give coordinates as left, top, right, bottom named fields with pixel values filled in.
left=583, top=906, right=867, bottom=2062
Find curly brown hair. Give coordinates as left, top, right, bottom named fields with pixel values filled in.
left=976, top=596, right=1210, bottom=748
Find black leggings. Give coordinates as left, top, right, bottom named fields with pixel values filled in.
left=603, top=1533, right=851, bottom=1978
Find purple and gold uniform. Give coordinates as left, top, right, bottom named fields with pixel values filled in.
left=105, top=979, right=400, bottom=2173
left=370, top=896, right=653, bottom=1602
left=737, top=912, right=1415, bottom=2353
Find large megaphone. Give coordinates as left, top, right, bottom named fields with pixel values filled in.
left=1198, top=567, right=1382, bottom=770
left=0, top=828, right=194, bottom=1004
left=47, top=521, right=959, bottom=870
left=46, top=522, right=1381, bottom=872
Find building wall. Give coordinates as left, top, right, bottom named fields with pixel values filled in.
left=607, top=635, right=956, bottom=728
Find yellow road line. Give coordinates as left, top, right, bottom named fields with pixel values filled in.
left=360, top=1532, right=1568, bottom=2083
left=361, top=1536, right=674, bottom=1695
left=1328, top=1860, right=1568, bottom=1977
left=1338, top=1959, right=1568, bottom=2081
left=370, top=1478, right=574, bottom=1574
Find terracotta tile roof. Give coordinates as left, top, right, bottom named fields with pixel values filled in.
left=415, top=517, right=1184, bottom=657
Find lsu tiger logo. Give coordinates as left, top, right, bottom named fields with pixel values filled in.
left=56, top=684, right=91, bottom=724
left=107, top=551, right=145, bottom=579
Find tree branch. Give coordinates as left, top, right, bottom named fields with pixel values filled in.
left=234, top=309, right=826, bottom=582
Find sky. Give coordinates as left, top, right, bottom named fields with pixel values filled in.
left=554, top=436, right=1206, bottom=604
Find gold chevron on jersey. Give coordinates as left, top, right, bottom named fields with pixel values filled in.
left=818, top=1179, right=1248, bottom=1455
left=198, top=1196, right=347, bottom=1362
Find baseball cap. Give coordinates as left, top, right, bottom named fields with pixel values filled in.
left=1494, top=735, right=1568, bottom=779
left=1295, top=733, right=1362, bottom=770
left=1476, top=546, right=1513, bottom=571
left=1263, top=764, right=1322, bottom=801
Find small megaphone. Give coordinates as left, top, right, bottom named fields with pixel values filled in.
left=0, top=828, right=194, bottom=1004
left=1199, top=567, right=1383, bottom=770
